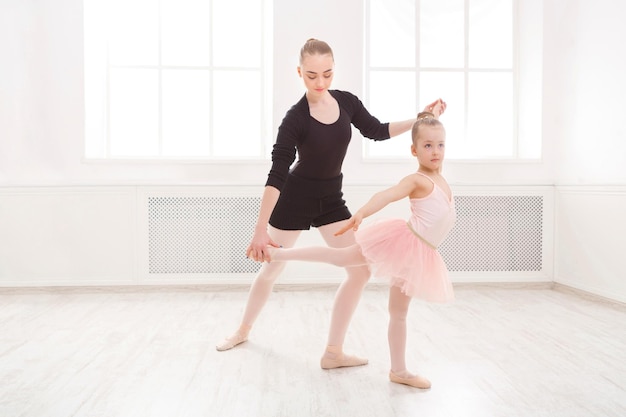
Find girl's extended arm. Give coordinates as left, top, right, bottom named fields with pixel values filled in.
left=335, top=175, right=421, bottom=236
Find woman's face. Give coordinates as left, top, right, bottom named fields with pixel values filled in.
left=298, top=53, right=334, bottom=97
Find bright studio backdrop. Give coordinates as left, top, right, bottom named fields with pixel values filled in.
left=0, top=0, right=625, bottom=303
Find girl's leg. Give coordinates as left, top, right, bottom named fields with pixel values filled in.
left=270, top=244, right=367, bottom=267
left=317, top=220, right=371, bottom=368
left=388, top=285, right=431, bottom=388
left=216, top=227, right=301, bottom=351
left=388, top=285, right=412, bottom=373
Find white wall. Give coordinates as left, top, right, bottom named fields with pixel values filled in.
left=0, top=0, right=549, bottom=187
left=0, top=184, right=554, bottom=287
left=1, top=0, right=625, bottom=301
left=542, top=0, right=626, bottom=303
left=0, top=187, right=137, bottom=286
left=553, top=188, right=626, bottom=302
left=544, top=0, right=626, bottom=185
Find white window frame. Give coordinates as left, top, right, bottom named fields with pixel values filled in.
left=363, top=0, right=540, bottom=161
left=83, top=0, right=273, bottom=161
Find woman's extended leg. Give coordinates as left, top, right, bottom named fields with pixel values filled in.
left=216, top=227, right=301, bottom=351
left=387, top=285, right=431, bottom=388
left=317, top=220, right=371, bottom=369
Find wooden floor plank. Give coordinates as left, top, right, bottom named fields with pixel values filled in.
left=0, top=284, right=625, bottom=417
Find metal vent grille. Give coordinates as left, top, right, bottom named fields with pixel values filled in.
left=440, top=196, right=543, bottom=272
left=148, top=196, right=261, bottom=274
left=147, top=194, right=544, bottom=276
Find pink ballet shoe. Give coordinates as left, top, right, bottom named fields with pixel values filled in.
left=320, top=345, right=368, bottom=369
left=389, top=370, right=431, bottom=389
left=320, top=353, right=368, bottom=369
left=216, top=329, right=249, bottom=351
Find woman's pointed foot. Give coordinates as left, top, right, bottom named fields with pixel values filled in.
left=321, top=353, right=368, bottom=369
left=389, top=370, right=431, bottom=389
left=320, top=345, right=368, bottom=369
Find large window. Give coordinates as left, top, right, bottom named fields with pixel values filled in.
left=84, top=0, right=272, bottom=160
left=365, top=0, right=538, bottom=160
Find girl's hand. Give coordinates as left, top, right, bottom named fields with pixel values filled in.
left=334, top=214, right=363, bottom=236
left=246, top=228, right=280, bottom=262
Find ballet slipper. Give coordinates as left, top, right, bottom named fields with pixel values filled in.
left=320, top=345, right=368, bottom=369
left=264, top=245, right=283, bottom=263
left=389, top=370, right=431, bottom=389
left=216, top=325, right=251, bottom=351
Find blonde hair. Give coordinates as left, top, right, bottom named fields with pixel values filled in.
left=299, top=38, right=334, bottom=64
left=412, top=112, right=444, bottom=146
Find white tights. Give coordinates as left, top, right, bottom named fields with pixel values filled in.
left=270, top=244, right=367, bottom=267
left=388, top=285, right=412, bottom=374
left=238, top=221, right=371, bottom=348
left=269, top=237, right=415, bottom=375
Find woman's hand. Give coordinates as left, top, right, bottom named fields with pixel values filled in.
left=246, top=228, right=280, bottom=262
left=423, top=98, right=447, bottom=118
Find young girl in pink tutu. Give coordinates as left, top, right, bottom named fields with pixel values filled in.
left=267, top=113, right=455, bottom=389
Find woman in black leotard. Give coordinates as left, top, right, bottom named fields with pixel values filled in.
left=217, top=39, right=445, bottom=369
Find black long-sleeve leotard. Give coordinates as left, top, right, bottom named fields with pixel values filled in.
left=265, top=90, right=391, bottom=191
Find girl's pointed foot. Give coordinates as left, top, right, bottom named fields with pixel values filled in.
left=216, top=325, right=251, bottom=351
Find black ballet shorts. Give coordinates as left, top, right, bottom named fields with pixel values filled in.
left=269, top=173, right=352, bottom=231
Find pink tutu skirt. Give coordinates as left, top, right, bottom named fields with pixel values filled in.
left=355, top=218, right=454, bottom=304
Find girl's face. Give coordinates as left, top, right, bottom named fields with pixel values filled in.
left=297, top=53, right=334, bottom=97
left=411, top=125, right=446, bottom=172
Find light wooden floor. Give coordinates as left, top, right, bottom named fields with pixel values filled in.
left=1, top=283, right=625, bottom=417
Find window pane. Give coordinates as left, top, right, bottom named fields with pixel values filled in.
left=419, top=72, right=465, bottom=159
left=109, top=69, right=159, bottom=157
left=469, top=0, right=513, bottom=68
left=162, top=70, right=211, bottom=157
left=161, top=0, right=211, bottom=66
left=420, top=0, right=465, bottom=68
left=108, top=0, right=159, bottom=66
left=213, top=71, right=261, bottom=157
left=467, top=72, right=513, bottom=157
left=213, top=0, right=262, bottom=67
left=84, top=0, right=108, bottom=158
left=369, top=0, right=415, bottom=67
left=364, top=0, right=519, bottom=161
left=85, top=0, right=271, bottom=160
left=366, top=71, right=415, bottom=157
